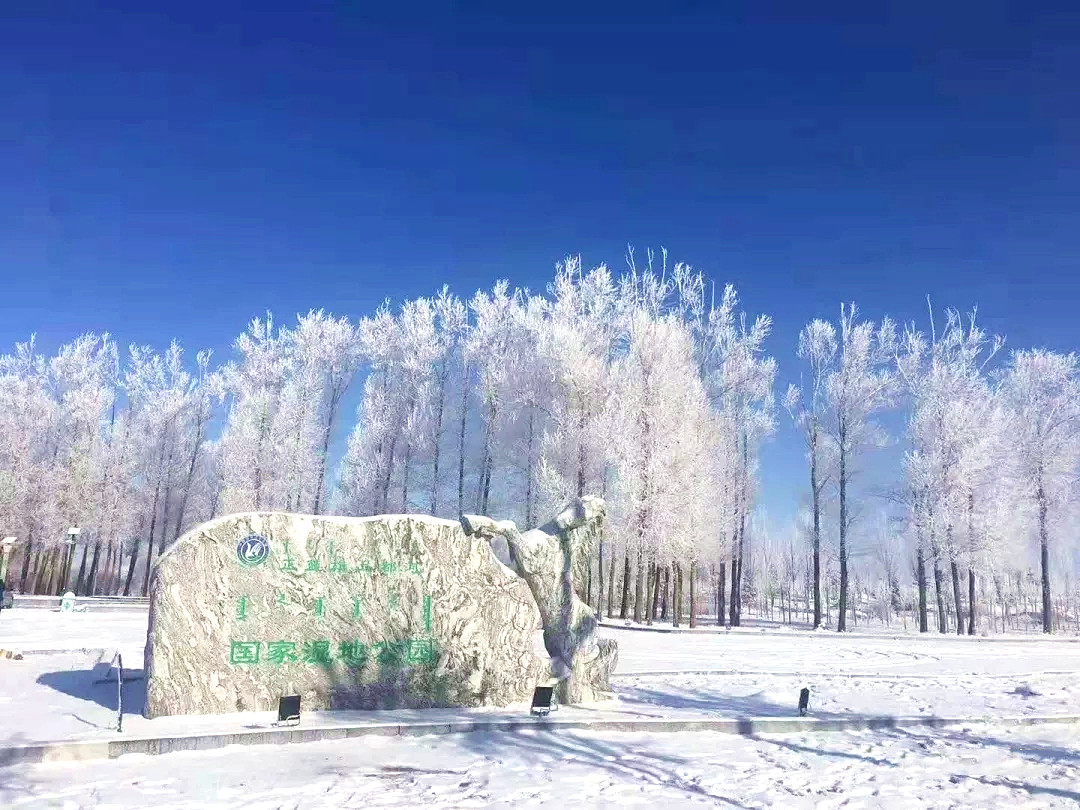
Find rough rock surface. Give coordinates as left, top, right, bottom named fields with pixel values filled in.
left=461, top=496, right=618, bottom=704
left=144, top=512, right=550, bottom=718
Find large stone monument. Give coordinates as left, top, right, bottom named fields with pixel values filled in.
left=144, top=500, right=617, bottom=718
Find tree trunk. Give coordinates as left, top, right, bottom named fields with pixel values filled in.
left=74, top=542, right=90, bottom=596
left=18, top=534, right=34, bottom=592
left=596, top=535, right=605, bottom=616
left=114, top=540, right=125, bottom=595
left=85, top=540, right=102, bottom=597
left=660, top=566, right=669, bottom=620
left=951, top=558, right=964, bottom=636
left=673, top=562, right=682, bottom=627
left=313, top=393, right=340, bottom=515
left=718, top=561, right=727, bottom=626
left=480, top=449, right=492, bottom=515
left=917, top=544, right=928, bottom=633
left=810, top=424, right=822, bottom=628
left=644, top=562, right=654, bottom=624
left=173, top=404, right=208, bottom=538
left=729, top=548, right=739, bottom=627
left=736, top=556, right=744, bottom=624
left=576, top=413, right=587, bottom=499
left=966, top=490, right=977, bottom=635
left=159, top=463, right=175, bottom=556
left=429, top=362, right=447, bottom=517
left=1038, top=482, right=1052, bottom=633
left=689, top=561, right=697, bottom=628
left=619, top=554, right=631, bottom=619
left=967, top=568, right=976, bottom=635
left=457, top=363, right=470, bottom=517
left=50, top=547, right=67, bottom=595
left=633, top=549, right=644, bottom=623
left=32, top=548, right=48, bottom=591
left=123, top=538, right=141, bottom=596
left=401, top=444, right=412, bottom=513
left=650, top=562, right=662, bottom=624
left=933, top=554, right=947, bottom=634
left=141, top=475, right=164, bottom=597
left=837, top=425, right=848, bottom=632
left=380, top=432, right=399, bottom=515
left=524, top=412, right=535, bottom=528
left=606, top=552, right=615, bottom=619
left=55, top=544, right=71, bottom=595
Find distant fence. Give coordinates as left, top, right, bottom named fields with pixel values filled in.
left=11, top=594, right=150, bottom=611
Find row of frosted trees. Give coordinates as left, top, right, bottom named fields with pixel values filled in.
left=335, top=253, right=776, bottom=629
left=2, top=256, right=1079, bottom=634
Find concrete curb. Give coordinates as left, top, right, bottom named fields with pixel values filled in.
left=599, top=620, right=1080, bottom=643
left=4, top=712, right=1079, bottom=766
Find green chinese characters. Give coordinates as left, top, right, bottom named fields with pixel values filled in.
left=228, top=637, right=437, bottom=669
left=276, top=536, right=425, bottom=578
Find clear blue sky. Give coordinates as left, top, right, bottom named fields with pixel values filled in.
left=2, top=1, right=1078, bottom=530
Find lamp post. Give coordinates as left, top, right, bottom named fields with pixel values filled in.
left=1, top=537, right=15, bottom=589
left=60, top=527, right=80, bottom=595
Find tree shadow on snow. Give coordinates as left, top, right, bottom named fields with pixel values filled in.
left=614, top=682, right=853, bottom=720
left=35, top=667, right=146, bottom=719
left=457, top=727, right=752, bottom=808
left=962, top=774, right=1080, bottom=802
left=896, top=726, right=1080, bottom=768
left=744, top=733, right=897, bottom=767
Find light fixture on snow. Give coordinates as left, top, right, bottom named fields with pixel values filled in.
left=277, top=694, right=301, bottom=726
left=530, top=686, right=554, bottom=717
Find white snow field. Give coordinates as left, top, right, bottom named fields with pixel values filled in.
left=4, top=609, right=1080, bottom=807
left=4, top=724, right=1080, bottom=808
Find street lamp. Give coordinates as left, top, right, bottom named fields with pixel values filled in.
left=1, top=537, right=15, bottom=589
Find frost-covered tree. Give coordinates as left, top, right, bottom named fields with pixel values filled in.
left=338, top=299, right=441, bottom=516
left=537, top=258, right=617, bottom=510
left=427, top=288, right=468, bottom=517
left=785, top=319, right=838, bottom=628
left=896, top=308, right=1002, bottom=633
left=826, top=304, right=895, bottom=632
left=218, top=315, right=292, bottom=513
left=608, top=308, right=714, bottom=624
left=698, top=285, right=776, bottom=627
left=998, top=350, right=1080, bottom=633
left=289, top=311, right=362, bottom=515
left=126, top=342, right=195, bottom=595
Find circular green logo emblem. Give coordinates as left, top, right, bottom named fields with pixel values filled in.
left=236, top=534, right=270, bottom=567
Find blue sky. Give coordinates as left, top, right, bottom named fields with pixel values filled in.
left=2, top=1, right=1078, bottom=530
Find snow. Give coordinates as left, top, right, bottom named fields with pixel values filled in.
left=5, top=724, right=1080, bottom=808
left=0, top=609, right=148, bottom=657
left=5, top=609, right=1080, bottom=806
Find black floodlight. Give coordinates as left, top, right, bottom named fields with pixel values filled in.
left=530, top=686, right=554, bottom=717
left=277, top=694, right=301, bottom=726
left=798, top=687, right=810, bottom=716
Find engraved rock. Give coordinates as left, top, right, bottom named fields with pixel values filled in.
left=144, top=512, right=550, bottom=718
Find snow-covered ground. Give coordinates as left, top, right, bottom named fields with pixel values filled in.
left=6, top=609, right=1080, bottom=677
left=5, top=607, right=1080, bottom=807
left=0, top=609, right=148, bottom=657
left=605, top=624, right=1080, bottom=677
left=5, top=724, right=1080, bottom=808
